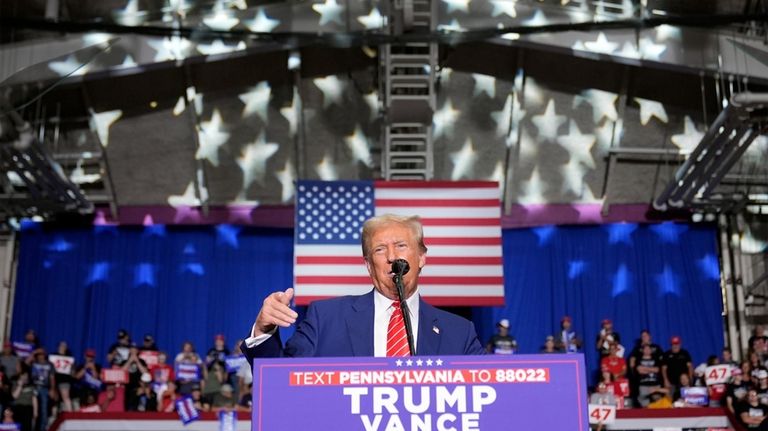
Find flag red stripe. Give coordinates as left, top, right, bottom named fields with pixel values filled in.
left=296, top=256, right=502, bottom=265
left=296, top=276, right=503, bottom=284
left=425, top=237, right=501, bottom=245
left=296, top=295, right=505, bottom=306
left=374, top=181, right=499, bottom=189
left=377, top=199, right=499, bottom=207
left=420, top=218, right=501, bottom=226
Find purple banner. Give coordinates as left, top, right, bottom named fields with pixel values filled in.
left=252, top=354, right=588, bottom=431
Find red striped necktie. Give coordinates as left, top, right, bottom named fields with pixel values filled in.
left=386, top=301, right=411, bottom=357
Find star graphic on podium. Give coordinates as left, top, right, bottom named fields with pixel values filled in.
left=435, top=359, right=444, bottom=366
left=395, top=359, right=403, bottom=367
left=406, top=359, right=413, bottom=366
left=426, top=359, right=434, bottom=366
left=416, top=359, right=424, bottom=366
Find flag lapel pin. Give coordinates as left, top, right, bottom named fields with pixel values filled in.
left=433, top=326, right=440, bottom=334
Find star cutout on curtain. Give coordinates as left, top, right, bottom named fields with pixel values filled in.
left=433, top=99, right=460, bottom=139
left=89, top=109, right=122, bottom=147
left=655, top=265, right=681, bottom=296
left=532, top=99, right=567, bottom=142
left=697, top=254, right=721, bottom=281
left=357, top=8, right=386, bottom=29
left=133, top=263, right=157, bottom=288
left=671, top=116, right=704, bottom=152
left=316, top=153, right=339, bottom=180
left=239, top=82, right=271, bottom=121
left=345, top=126, right=373, bottom=167
left=313, top=0, right=345, bottom=26
left=196, top=109, right=230, bottom=166
left=215, top=224, right=241, bottom=249
left=568, top=260, right=587, bottom=279
left=533, top=225, right=556, bottom=246
left=472, top=74, right=496, bottom=98
left=246, top=8, right=280, bottom=32
left=606, top=223, right=637, bottom=244
left=649, top=222, right=687, bottom=243
left=634, top=98, right=669, bottom=125
left=442, top=0, right=469, bottom=13
left=275, top=160, right=296, bottom=203
left=611, top=264, right=631, bottom=297
left=490, top=0, right=517, bottom=17
left=582, top=33, right=618, bottom=54
left=237, top=132, right=279, bottom=190
left=450, top=139, right=477, bottom=180
left=313, top=75, right=345, bottom=108
left=574, top=89, right=618, bottom=124
left=557, top=120, right=596, bottom=168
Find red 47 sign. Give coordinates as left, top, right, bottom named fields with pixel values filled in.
left=705, top=365, right=732, bottom=385
left=588, top=404, right=616, bottom=425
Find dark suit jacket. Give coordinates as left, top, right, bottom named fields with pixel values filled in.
left=242, top=290, right=485, bottom=363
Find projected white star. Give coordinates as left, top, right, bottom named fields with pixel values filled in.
left=491, top=0, right=517, bottom=17
left=582, top=33, right=618, bottom=55
left=594, top=120, right=615, bottom=153
left=357, top=8, right=386, bottom=30
left=237, top=132, right=279, bottom=189
left=313, top=0, right=345, bottom=26
left=345, top=126, right=373, bottom=167
left=280, top=88, right=300, bottom=137
left=655, top=25, right=681, bottom=42
left=561, top=159, right=588, bottom=196
left=316, top=154, right=339, bottom=180
left=557, top=120, right=596, bottom=168
left=472, top=74, right=496, bottom=98
left=520, top=167, right=545, bottom=204
left=525, top=10, right=549, bottom=26
left=532, top=99, right=567, bottom=142
left=617, top=42, right=641, bottom=59
left=89, top=109, right=122, bottom=147
left=275, top=160, right=296, bottom=203
left=574, top=89, right=618, bottom=124
left=48, top=56, right=89, bottom=77
left=491, top=94, right=513, bottom=137
left=437, top=19, right=466, bottom=32
left=203, top=1, right=239, bottom=31
left=196, top=109, right=230, bottom=166
left=488, top=161, right=505, bottom=184
left=671, top=116, right=704, bottom=152
left=197, top=40, right=246, bottom=56
left=433, top=99, right=460, bottom=139
left=313, top=75, right=345, bottom=108
left=639, top=38, right=666, bottom=60
left=634, top=98, right=669, bottom=125
left=115, top=0, right=143, bottom=26
left=363, top=92, right=379, bottom=122
left=239, top=82, right=271, bottom=121
left=148, top=36, right=192, bottom=62
left=442, top=0, right=469, bottom=13
left=450, top=139, right=477, bottom=180
left=523, top=77, right=546, bottom=109
left=246, top=8, right=280, bottom=32
left=168, top=182, right=200, bottom=207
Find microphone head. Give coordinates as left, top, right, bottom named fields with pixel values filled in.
left=391, top=259, right=410, bottom=276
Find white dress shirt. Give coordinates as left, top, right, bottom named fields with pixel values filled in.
left=244, top=289, right=420, bottom=356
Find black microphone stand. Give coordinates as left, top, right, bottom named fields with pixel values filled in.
left=393, top=269, right=416, bottom=356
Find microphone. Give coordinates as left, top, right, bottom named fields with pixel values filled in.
left=391, top=259, right=410, bottom=275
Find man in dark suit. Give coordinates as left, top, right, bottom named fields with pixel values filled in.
left=242, top=214, right=485, bottom=362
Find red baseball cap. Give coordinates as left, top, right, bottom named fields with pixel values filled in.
left=85, top=348, right=96, bottom=357
left=561, top=315, right=572, bottom=323
left=670, top=336, right=681, bottom=345
left=602, top=319, right=612, bottom=326
left=214, top=334, right=225, bottom=341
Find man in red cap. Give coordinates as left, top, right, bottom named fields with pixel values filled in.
left=596, top=318, right=621, bottom=358
left=661, top=335, right=693, bottom=397
left=206, top=334, right=230, bottom=370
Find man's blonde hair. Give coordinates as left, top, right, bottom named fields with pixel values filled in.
left=361, top=214, right=428, bottom=259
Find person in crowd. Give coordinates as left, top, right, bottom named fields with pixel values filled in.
left=3, top=407, right=15, bottom=424
left=486, top=319, right=517, bottom=354
left=206, top=383, right=236, bottom=412
left=12, top=371, right=38, bottom=431
left=600, top=342, right=626, bottom=383
left=134, top=373, right=157, bottom=412
left=596, top=319, right=621, bottom=358
left=189, top=387, right=204, bottom=412
left=693, top=355, right=720, bottom=386
left=73, top=349, right=101, bottom=407
left=121, top=344, right=149, bottom=411
left=737, top=388, right=768, bottom=430
left=673, top=373, right=693, bottom=404
left=107, top=329, right=131, bottom=367
left=589, top=381, right=616, bottom=406
left=242, top=214, right=485, bottom=360
left=628, top=329, right=662, bottom=406
left=238, top=383, right=252, bottom=412
left=205, top=335, right=229, bottom=370
left=175, top=342, right=203, bottom=395
left=148, top=352, right=174, bottom=391
left=0, top=342, right=20, bottom=381
left=53, top=341, right=74, bottom=412
left=23, top=331, right=40, bottom=351
left=634, top=344, right=662, bottom=407
left=722, top=347, right=739, bottom=369
left=140, top=335, right=158, bottom=353
left=646, top=387, right=672, bottom=409
left=554, top=316, right=580, bottom=353
left=726, top=368, right=752, bottom=414
left=97, top=384, right=122, bottom=412
left=0, top=364, right=11, bottom=416
left=541, top=335, right=559, bottom=353
left=29, top=349, right=55, bottom=431
left=750, top=325, right=768, bottom=360
left=751, top=351, right=767, bottom=379
left=228, top=340, right=246, bottom=400
left=158, top=381, right=178, bottom=412
left=757, top=369, right=768, bottom=405
left=202, top=362, right=227, bottom=402
left=661, top=336, right=693, bottom=396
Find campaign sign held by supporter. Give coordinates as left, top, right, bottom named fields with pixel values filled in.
left=0, top=423, right=21, bottom=430
left=681, top=387, right=709, bottom=406
left=587, top=404, right=616, bottom=425
left=12, top=342, right=33, bottom=358
left=705, top=365, right=732, bottom=385
left=225, top=355, right=247, bottom=374
left=82, top=372, right=103, bottom=390
left=176, top=396, right=200, bottom=425
left=49, top=354, right=75, bottom=375
left=101, top=368, right=128, bottom=384
left=139, top=351, right=159, bottom=367
left=252, top=355, right=589, bottom=430
left=176, top=363, right=201, bottom=381
left=219, top=410, right=237, bottom=431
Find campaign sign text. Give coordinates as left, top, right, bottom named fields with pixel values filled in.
left=252, top=355, right=588, bottom=431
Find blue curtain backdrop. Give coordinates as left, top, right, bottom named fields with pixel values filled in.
left=12, top=222, right=722, bottom=385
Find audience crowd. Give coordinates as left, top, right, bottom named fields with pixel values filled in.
left=4, top=318, right=765, bottom=430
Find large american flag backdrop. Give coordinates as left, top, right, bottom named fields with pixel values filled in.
left=294, top=180, right=505, bottom=306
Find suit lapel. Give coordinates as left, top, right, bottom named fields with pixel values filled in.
left=346, top=290, right=375, bottom=356
left=417, top=299, right=441, bottom=355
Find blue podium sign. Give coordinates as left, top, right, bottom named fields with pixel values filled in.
left=252, top=354, right=589, bottom=431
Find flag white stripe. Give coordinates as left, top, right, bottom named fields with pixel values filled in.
left=375, top=188, right=500, bottom=199
left=295, top=285, right=505, bottom=296
left=295, top=265, right=503, bottom=276
left=374, top=207, right=500, bottom=218
left=295, top=244, right=502, bottom=257
left=423, top=226, right=501, bottom=237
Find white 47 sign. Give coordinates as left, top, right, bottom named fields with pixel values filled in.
left=705, top=365, right=732, bottom=385
left=588, top=404, right=616, bottom=425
